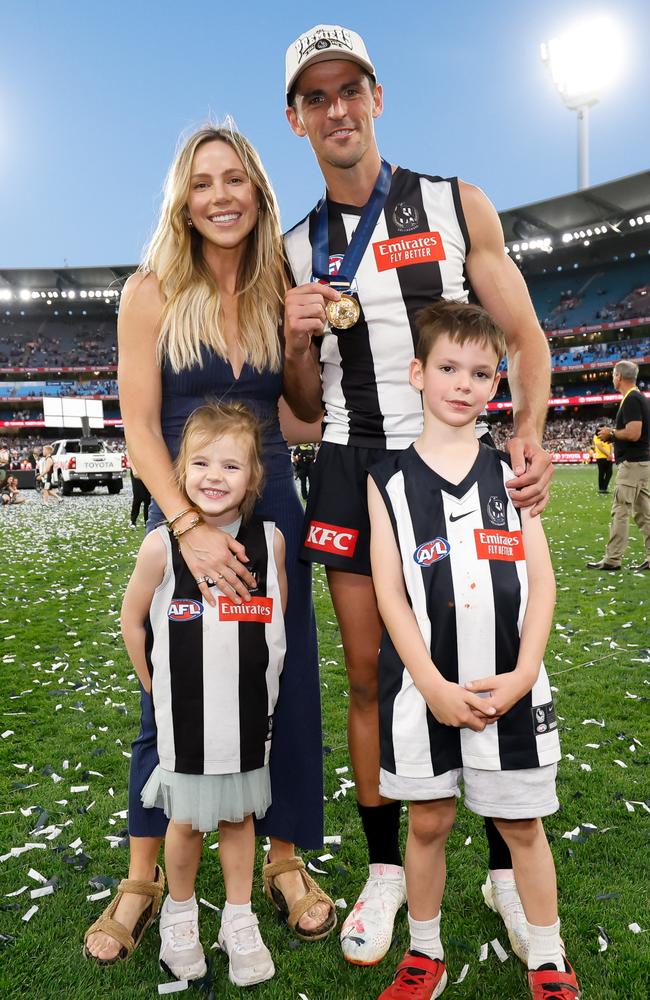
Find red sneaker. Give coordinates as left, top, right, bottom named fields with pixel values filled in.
left=378, top=952, right=447, bottom=999
left=528, top=961, right=581, bottom=999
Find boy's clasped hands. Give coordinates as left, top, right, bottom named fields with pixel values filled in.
left=425, top=669, right=537, bottom=731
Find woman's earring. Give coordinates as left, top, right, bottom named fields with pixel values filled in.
left=186, top=215, right=194, bottom=228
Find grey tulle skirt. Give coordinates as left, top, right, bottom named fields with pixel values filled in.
left=141, top=764, right=271, bottom=832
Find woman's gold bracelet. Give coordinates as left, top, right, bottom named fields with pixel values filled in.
left=166, top=506, right=198, bottom=529
left=172, top=514, right=203, bottom=539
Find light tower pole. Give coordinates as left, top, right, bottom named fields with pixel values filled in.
left=541, top=17, right=624, bottom=191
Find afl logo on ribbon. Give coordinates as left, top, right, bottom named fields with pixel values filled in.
left=413, top=538, right=451, bottom=567
left=168, top=600, right=204, bottom=622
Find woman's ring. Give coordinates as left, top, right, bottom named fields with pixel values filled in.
left=217, top=572, right=225, bottom=580
left=195, top=575, right=217, bottom=586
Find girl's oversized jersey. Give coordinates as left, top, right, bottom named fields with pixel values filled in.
left=369, top=444, right=561, bottom=776
left=284, top=168, right=470, bottom=450
left=145, top=517, right=286, bottom=776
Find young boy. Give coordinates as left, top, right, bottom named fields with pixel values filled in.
left=368, top=301, right=580, bottom=1000
left=38, top=445, right=63, bottom=505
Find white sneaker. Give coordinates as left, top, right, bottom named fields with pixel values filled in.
left=218, top=911, right=275, bottom=986
left=159, top=895, right=207, bottom=981
left=481, top=874, right=528, bottom=963
left=340, top=863, right=407, bottom=966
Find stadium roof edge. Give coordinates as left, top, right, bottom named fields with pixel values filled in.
left=1, top=170, right=649, bottom=284
left=0, top=265, right=135, bottom=291
left=500, top=169, right=650, bottom=243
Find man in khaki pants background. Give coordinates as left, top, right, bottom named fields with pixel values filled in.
left=587, top=360, right=650, bottom=571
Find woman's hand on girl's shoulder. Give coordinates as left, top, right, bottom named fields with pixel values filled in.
left=178, top=522, right=256, bottom=608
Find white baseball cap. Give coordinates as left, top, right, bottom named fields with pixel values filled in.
left=285, top=24, right=376, bottom=104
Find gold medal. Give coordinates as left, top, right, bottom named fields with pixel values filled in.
left=325, top=293, right=361, bottom=331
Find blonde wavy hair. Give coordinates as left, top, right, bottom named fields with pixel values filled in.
left=173, top=402, right=264, bottom=521
left=143, top=122, right=286, bottom=374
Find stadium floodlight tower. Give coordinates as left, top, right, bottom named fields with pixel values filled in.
left=541, top=16, right=624, bottom=190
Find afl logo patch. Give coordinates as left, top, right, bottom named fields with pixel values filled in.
left=315, top=38, right=331, bottom=50
left=310, top=254, right=358, bottom=293
left=414, top=538, right=451, bottom=567
left=393, top=202, right=420, bottom=232
left=487, top=495, right=506, bottom=526
left=168, top=600, right=204, bottom=622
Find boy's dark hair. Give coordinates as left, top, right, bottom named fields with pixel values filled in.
left=415, top=300, right=506, bottom=366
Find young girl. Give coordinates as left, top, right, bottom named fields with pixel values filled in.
left=123, top=402, right=287, bottom=986
left=1, top=475, right=26, bottom=505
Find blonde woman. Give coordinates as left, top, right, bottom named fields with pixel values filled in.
left=84, top=125, right=333, bottom=968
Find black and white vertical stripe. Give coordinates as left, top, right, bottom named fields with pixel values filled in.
left=370, top=444, right=560, bottom=775
left=145, top=518, right=286, bottom=775
left=284, top=167, right=470, bottom=449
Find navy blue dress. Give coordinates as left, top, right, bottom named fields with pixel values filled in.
left=128, top=345, right=324, bottom=849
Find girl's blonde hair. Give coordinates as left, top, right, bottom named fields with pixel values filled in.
left=173, top=402, right=264, bottom=521
left=143, top=122, right=286, bottom=375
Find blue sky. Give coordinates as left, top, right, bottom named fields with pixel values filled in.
left=1, top=0, right=648, bottom=268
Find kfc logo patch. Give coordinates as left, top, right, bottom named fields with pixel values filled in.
left=474, top=528, right=524, bottom=562
left=305, top=520, right=359, bottom=557
left=168, top=600, right=204, bottom=622
left=373, top=231, right=446, bottom=271
left=219, top=596, right=274, bottom=623
left=413, top=537, right=451, bottom=567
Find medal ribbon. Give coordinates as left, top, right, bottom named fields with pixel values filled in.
left=312, top=159, right=392, bottom=288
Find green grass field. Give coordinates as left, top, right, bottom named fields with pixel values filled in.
left=0, top=466, right=648, bottom=1000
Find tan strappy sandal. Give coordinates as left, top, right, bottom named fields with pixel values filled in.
left=262, top=855, right=336, bottom=941
left=83, top=865, right=165, bottom=964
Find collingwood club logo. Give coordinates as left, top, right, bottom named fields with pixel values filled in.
left=393, top=202, right=420, bottom=232
left=487, top=496, right=506, bottom=526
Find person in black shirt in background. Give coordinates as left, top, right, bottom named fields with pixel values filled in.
left=292, top=443, right=315, bottom=501
left=587, top=360, right=650, bottom=571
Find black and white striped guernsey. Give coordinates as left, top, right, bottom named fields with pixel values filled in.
left=145, top=517, right=286, bottom=776
left=284, top=167, right=470, bottom=449
left=369, top=444, right=561, bottom=775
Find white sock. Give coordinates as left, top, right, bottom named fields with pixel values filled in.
left=489, top=868, right=515, bottom=882
left=527, top=918, right=565, bottom=971
left=223, top=900, right=252, bottom=921
left=166, top=892, right=196, bottom=913
left=408, top=911, right=443, bottom=961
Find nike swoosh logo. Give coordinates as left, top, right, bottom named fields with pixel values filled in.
left=449, top=510, right=476, bottom=522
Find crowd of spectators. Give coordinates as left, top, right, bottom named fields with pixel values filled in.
left=0, top=379, right=118, bottom=399
left=0, top=318, right=117, bottom=368
left=541, top=279, right=650, bottom=331
left=549, top=336, right=650, bottom=369
left=490, top=415, right=603, bottom=453
left=596, top=283, right=650, bottom=323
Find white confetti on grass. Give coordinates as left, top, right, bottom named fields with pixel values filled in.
left=157, top=982, right=188, bottom=994
left=87, top=888, right=112, bottom=902
left=30, top=885, right=54, bottom=899
left=22, top=904, right=39, bottom=922
left=453, top=963, right=470, bottom=984
left=490, top=938, right=509, bottom=962
left=479, top=942, right=489, bottom=961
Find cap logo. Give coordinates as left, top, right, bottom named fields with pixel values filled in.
left=296, top=27, right=354, bottom=64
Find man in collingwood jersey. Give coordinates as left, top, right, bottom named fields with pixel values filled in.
left=281, top=24, right=553, bottom=967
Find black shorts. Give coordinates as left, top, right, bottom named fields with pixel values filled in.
left=300, top=441, right=391, bottom=576
left=300, top=433, right=498, bottom=576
